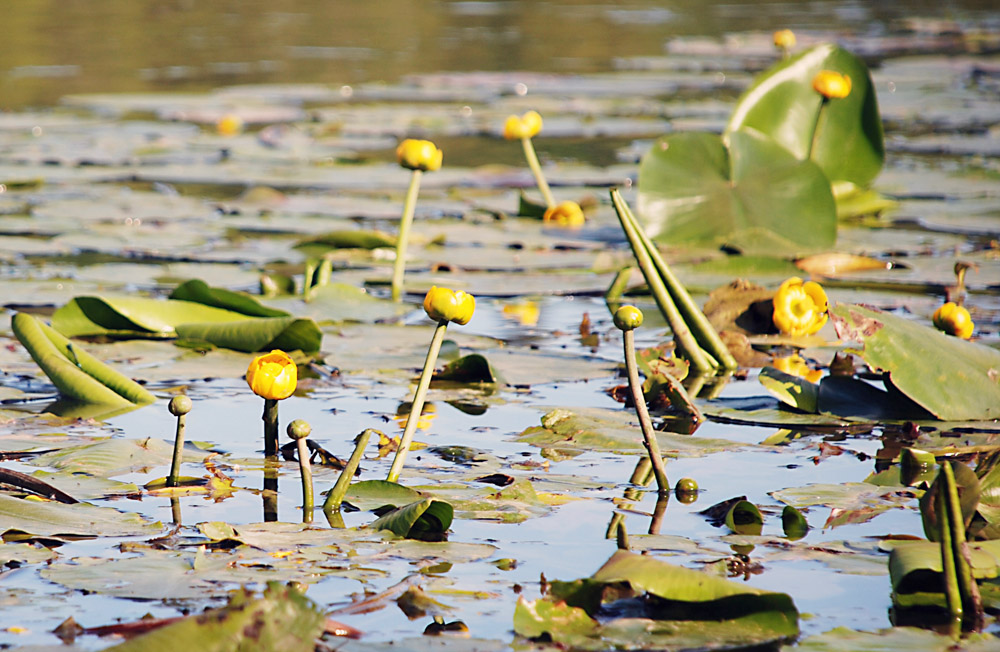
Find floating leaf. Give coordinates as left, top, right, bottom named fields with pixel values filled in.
left=434, top=353, right=500, bottom=384
left=174, top=316, right=321, bottom=353
left=294, top=229, right=397, bottom=252
left=831, top=303, right=1000, bottom=420
left=343, top=480, right=425, bottom=512
left=759, top=366, right=819, bottom=413
left=168, top=279, right=289, bottom=317
left=0, top=494, right=160, bottom=538
left=782, top=505, right=810, bottom=540
left=638, top=128, right=836, bottom=255
left=725, top=500, right=764, bottom=536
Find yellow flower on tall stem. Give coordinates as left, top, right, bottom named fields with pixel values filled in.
left=387, top=287, right=475, bottom=483
left=247, top=350, right=298, bottom=456
left=807, top=70, right=851, bottom=160
left=772, top=277, right=828, bottom=337
left=504, top=110, right=556, bottom=210
left=392, top=139, right=443, bottom=302
left=773, top=29, right=796, bottom=58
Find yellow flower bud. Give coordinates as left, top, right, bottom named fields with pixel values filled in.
left=932, top=302, right=974, bottom=339
left=613, top=305, right=643, bottom=331
left=812, top=70, right=852, bottom=100
left=543, top=200, right=585, bottom=228
left=216, top=113, right=244, bottom=136
left=423, top=286, right=476, bottom=325
left=773, top=29, right=796, bottom=50
left=772, top=277, right=828, bottom=337
left=246, top=350, right=298, bottom=400
left=396, top=139, right=443, bottom=172
left=502, top=110, right=543, bottom=140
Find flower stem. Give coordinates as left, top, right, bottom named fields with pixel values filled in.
left=623, top=329, right=669, bottom=494
left=387, top=321, right=448, bottom=483
left=297, top=438, right=314, bottom=523
left=806, top=98, right=827, bottom=161
left=942, top=462, right=983, bottom=631
left=324, top=428, right=375, bottom=515
left=521, top=137, right=555, bottom=208
left=391, top=169, right=423, bottom=302
left=167, top=412, right=186, bottom=488
left=937, top=475, right=962, bottom=637
left=262, top=457, right=278, bottom=522
left=262, top=398, right=279, bottom=457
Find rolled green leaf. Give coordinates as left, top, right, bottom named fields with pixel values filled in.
left=12, top=312, right=155, bottom=406
left=169, top=279, right=289, bottom=317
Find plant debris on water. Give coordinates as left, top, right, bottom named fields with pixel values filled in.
left=1, top=2, right=1000, bottom=650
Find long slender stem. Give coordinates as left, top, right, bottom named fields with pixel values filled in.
left=391, top=169, right=423, bottom=302
left=614, top=189, right=737, bottom=371
left=387, top=322, right=448, bottom=483
left=521, top=137, right=555, bottom=208
left=263, top=457, right=279, bottom=522
left=297, top=438, right=314, bottom=523
left=324, top=428, right=374, bottom=514
left=611, top=190, right=714, bottom=374
left=263, top=398, right=279, bottom=457
left=942, top=462, right=983, bottom=631
left=937, top=477, right=962, bottom=637
left=167, top=413, right=186, bottom=488
left=623, top=329, right=669, bottom=494
left=806, top=99, right=827, bottom=161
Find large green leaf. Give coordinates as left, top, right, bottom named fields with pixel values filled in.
left=175, top=316, right=322, bottom=353
left=725, top=43, right=885, bottom=187
left=637, top=128, right=836, bottom=255
left=105, top=583, right=325, bottom=652
left=11, top=312, right=155, bottom=407
left=830, top=304, right=1000, bottom=420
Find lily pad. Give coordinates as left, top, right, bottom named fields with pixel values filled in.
left=369, top=498, right=454, bottom=540
left=0, top=494, right=160, bottom=538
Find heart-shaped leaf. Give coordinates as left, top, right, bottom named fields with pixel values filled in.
left=725, top=43, right=885, bottom=187
left=638, top=128, right=836, bottom=255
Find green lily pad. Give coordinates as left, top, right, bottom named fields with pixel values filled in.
left=344, top=480, right=425, bottom=512
left=830, top=303, right=1000, bottom=421
left=168, top=279, right=289, bottom=318
left=434, top=353, right=500, bottom=384
left=0, top=494, right=160, bottom=538
left=796, top=626, right=999, bottom=651
left=369, top=498, right=454, bottom=540
left=637, top=128, right=836, bottom=255
left=725, top=43, right=885, bottom=187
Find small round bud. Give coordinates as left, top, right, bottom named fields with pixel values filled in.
left=675, top=477, right=698, bottom=493
left=287, top=419, right=312, bottom=440
left=613, top=305, right=644, bottom=331
left=168, top=395, right=192, bottom=416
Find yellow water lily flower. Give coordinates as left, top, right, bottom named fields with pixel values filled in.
left=246, top=350, right=298, bottom=400
left=543, top=200, right=585, bottom=227
left=773, top=29, right=796, bottom=51
left=812, top=70, right=852, bottom=100
left=503, top=110, right=543, bottom=140
left=502, top=301, right=540, bottom=326
left=216, top=113, right=244, bottom=136
left=772, top=353, right=823, bottom=384
left=772, top=277, right=828, bottom=337
left=423, top=286, right=476, bottom=325
left=396, top=139, right=443, bottom=172
left=933, top=302, right=974, bottom=339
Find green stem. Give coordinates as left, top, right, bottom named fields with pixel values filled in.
left=629, top=456, right=653, bottom=486
left=937, top=477, right=962, bottom=636
left=297, top=438, right=314, bottom=523
left=387, top=322, right=448, bottom=483
left=615, top=520, right=630, bottom=551
left=166, top=412, right=186, bottom=488
left=521, top=137, right=555, bottom=208
left=659, top=368, right=703, bottom=423
left=263, top=457, right=278, bottom=522
left=611, top=190, right=714, bottom=374
left=391, top=169, right=423, bottom=302
left=623, top=329, right=669, bottom=494
left=170, top=497, right=181, bottom=525
left=263, top=398, right=279, bottom=457
left=324, top=428, right=374, bottom=514
left=942, top=462, right=984, bottom=631
left=806, top=99, right=827, bottom=161
left=649, top=492, right=669, bottom=535
left=613, top=189, right=737, bottom=371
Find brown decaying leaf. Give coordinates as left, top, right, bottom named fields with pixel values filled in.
left=703, top=279, right=775, bottom=335
left=795, top=252, right=891, bottom=277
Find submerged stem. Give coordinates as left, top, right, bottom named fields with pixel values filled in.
left=623, top=329, right=669, bottom=494
left=521, top=137, right=555, bottom=208
left=387, top=322, right=448, bottom=483
left=391, top=169, right=423, bottom=302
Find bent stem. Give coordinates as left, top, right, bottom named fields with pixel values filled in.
left=297, top=438, right=314, bottom=523
left=942, top=462, right=983, bottom=631
left=387, top=322, right=448, bottom=483
left=937, top=479, right=962, bottom=637
left=262, top=398, right=279, bottom=457
left=167, top=412, right=187, bottom=488
left=521, top=137, right=555, bottom=208
left=324, top=428, right=375, bottom=515
left=623, top=328, right=669, bottom=494
left=391, top=169, right=423, bottom=302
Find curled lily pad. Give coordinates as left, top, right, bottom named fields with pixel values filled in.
left=11, top=312, right=155, bottom=408
left=725, top=500, right=764, bottom=536
left=168, top=279, right=289, bottom=317
left=369, top=498, right=454, bottom=540
left=434, top=353, right=500, bottom=384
